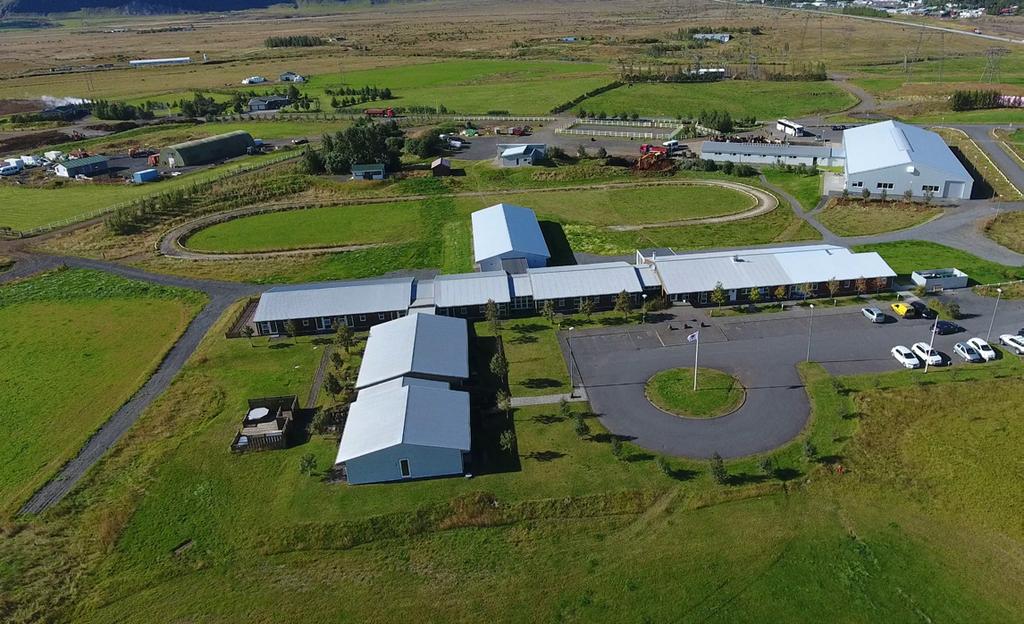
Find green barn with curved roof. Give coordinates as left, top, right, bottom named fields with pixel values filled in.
left=159, top=130, right=256, bottom=168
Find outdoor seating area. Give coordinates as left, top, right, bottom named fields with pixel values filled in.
left=230, top=396, right=298, bottom=453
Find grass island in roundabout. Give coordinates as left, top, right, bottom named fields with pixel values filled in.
left=645, top=367, right=746, bottom=419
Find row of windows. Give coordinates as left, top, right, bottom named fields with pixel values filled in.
left=852, top=182, right=943, bottom=193
left=876, top=182, right=894, bottom=190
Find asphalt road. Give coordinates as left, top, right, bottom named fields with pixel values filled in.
left=568, top=289, right=1024, bottom=459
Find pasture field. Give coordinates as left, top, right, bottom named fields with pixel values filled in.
left=761, top=168, right=822, bottom=211
left=984, top=210, right=1024, bottom=254
left=182, top=182, right=757, bottom=254
left=853, top=240, right=1024, bottom=284
left=816, top=199, right=942, bottom=236
left=0, top=269, right=204, bottom=515
left=4, top=298, right=1024, bottom=621
left=0, top=151, right=292, bottom=231
left=579, top=81, right=858, bottom=120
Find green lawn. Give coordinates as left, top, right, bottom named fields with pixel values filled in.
left=646, top=367, right=745, bottom=418
left=983, top=210, right=1024, bottom=254
left=816, top=199, right=943, bottom=236
left=6, top=304, right=1024, bottom=621
left=475, top=319, right=570, bottom=397
left=761, top=168, right=823, bottom=211
left=184, top=182, right=758, bottom=254
left=853, top=240, right=1024, bottom=284
left=0, top=269, right=204, bottom=514
left=580, top=81, right=857, bottom=120
left=0, top=151, right=292, bottom=231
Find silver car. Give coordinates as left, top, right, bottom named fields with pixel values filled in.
left=861, top=307, right=885, bottom=323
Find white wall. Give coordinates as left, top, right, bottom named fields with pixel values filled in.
left=844, top=163, right=973, bottom=199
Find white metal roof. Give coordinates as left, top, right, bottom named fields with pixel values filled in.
left=635, top=264, right=662, bottom=288
left=527, top=262, right=643, bottom=299
left=510, top=273, right=533, bottom=298
left=355, top=313, right=469, bottom=389
left=701, top=141, right=833, bottom=158
left=843, top=120, right=971, bottom=179
left=652, top=245, right=895, bottom=294
left=471, top=203, right=551, bottom=263
left=252, top=278, right=413, bottom=323
left=336, top=380, right=471, bottom=463
left=434, top=271, right=512, bottom=308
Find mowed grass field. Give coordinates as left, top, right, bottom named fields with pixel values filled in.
left=0, top=269, right=204, bottom=514
left=5, top=300, right=1024, bottom=621
left=854, top=240, right=1024, bottom=284
left=580, top=81, right=857, bottom=120
left=183, top=182, right=757, bottom=253
left=762, top=168, right=823, bottom=211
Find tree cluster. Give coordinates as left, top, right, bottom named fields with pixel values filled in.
left=949, top=89, right=1001, bottom=111
left=91, top=99, right=154, bottom=121
left=404, top=127, right=446, bottom=158
left=178, top=92, right=230, bottom=118
left=265, top=35, right=326, bottom=48
left=697, top=109, right=734, bottom=133
left=311, top=119, right=405, bottom=174
left=550, top=81, right=623, bottom=114
left=107, top=188, right=194, bottom=235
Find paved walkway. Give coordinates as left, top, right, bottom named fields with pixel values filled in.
left=510, top=389, right=588, bottom=407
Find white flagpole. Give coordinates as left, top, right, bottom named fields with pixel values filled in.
left=693, top=331, right=699, bottom=391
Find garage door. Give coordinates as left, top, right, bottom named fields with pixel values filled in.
left=944, top=181, right=965, bottom=199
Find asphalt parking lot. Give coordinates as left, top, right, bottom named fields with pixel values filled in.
left=564, top=290, right=1024, bottom=459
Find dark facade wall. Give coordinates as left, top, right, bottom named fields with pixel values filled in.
left=679, top=277, right=892, bottom=307
left=253, top=309, right=405, bottom=336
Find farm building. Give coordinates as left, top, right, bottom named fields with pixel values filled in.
left=700, top=141, right=843, bottom=167
left=129, top=57, right=191, bottom=68
left=431, top=157, right=452, bottom=177
left=842, top=121, right=973, bottom=199
left=241, top=76, right=268, bottom=85
left=159, top=131, right=256, bottom=168
left=55, top=155, right=109, bottom=178
left=335, top=377, right=471, bottom=484
left=497, top=144, right=546, bottom=167
left=230, top=396, right=297, bottom=453
left=279, top=71, right=306, bottom=82
left=249, top=277, right=414, bottom=335
left=641, top=244, right=896, bottom=306
left=351, top=163, right=386, bottom=180
left=355, top=313, right=469, bottom=390
left=693, top=33, right=731, bottom=43
left=471, top=203, right=551, bottom=272
left=248, top=96, right=290, bottom=112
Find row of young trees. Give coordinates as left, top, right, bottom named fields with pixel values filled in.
left=949, top=89, right=1001, bottom=111
left=91, top=99, right=155, bottom=121
left=265, top=35, right=327, bottom=47
left=707, top=275, right=889, bottom=311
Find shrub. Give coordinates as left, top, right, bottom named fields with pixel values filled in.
left=710, top=453, right=728, bottom=484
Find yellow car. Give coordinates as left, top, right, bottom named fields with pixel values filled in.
left=890, top=302, right=916, bottom=318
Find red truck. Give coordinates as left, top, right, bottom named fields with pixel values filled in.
left=364, top=107, right=395, bottom=118
left=640, top=144, right=668, bottom=155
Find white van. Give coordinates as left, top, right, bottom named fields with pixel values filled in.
left=661, top=139, right=680, bottom=151
left=0, top=164, right=20, bottom=176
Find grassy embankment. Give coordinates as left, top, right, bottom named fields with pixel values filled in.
left=984, top=210, right=1024, bottom=255
left=3, top=297, right=1024, bottom=621
left=816, top=198, right=943, bottom=236
left=0, top=269, right=205, bottom=514
left=932, top=126, right=1023, bottom=200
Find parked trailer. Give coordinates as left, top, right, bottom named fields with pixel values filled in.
left=132, top=168, right=160, bottom=184
left=364, top=107, right=395, bottom=118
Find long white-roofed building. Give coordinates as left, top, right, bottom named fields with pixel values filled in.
left=249, top=277, right=413, bottom=335
left=355, top=313, right=469, bottom=390
left=335, top=377, right=471, bottom=484
left=471, top=203, right=551, bottom=272
left=842, top=120, right=973, bottom=200
left=642, top=244, right=896, bottom=306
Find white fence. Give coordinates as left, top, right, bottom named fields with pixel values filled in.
left=557, top=128, right=671, bottom=140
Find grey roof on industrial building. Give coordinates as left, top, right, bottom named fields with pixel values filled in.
left=434, top=271, right=512, bottom=308
left=252, top=277, right=413, bottom=322
left=701, top=141, right=834, bottom=158
left=843, top=120, right=971, bottom=178
left=60, top=155, right=109, bottom=171
left=651, top=244, right=896, bottom=294
left=510, top=273, right=533, bottom=298
left=351, top=163, right=385, bottom=173
left=527, top=262, right=643, bottom=299
left=471, top=203, right=551, bottom=263
left=355, top=313, right=469, bottom=389
left=336, top=378, right=471, bottom=463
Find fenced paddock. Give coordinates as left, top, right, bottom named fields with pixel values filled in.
left=555, top=118, right=686, bottom=140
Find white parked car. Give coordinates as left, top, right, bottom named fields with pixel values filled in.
left=998, top=334, right=1024, bottom=355
left=966, top=337, right=997, bottom=361
left=890, top=345, right=920, bottom=369
left=0, top=164, right=19, bottom=176
left=911, top=342, right=943, bottom=366
left=953, top=342, right=983, bottom=363
left=861, top=307, right=886, bottom=323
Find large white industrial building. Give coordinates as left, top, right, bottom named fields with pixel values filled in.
left=842, top=120, right=973, bottom=200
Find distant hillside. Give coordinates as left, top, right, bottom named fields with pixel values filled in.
left=1, top=0, right=301, bottom=15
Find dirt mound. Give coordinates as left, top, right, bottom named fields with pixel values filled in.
left=0, top=99, right=42, bottom=116
left=0, top=130, right=70, bottom=153
left=83, top=122, right=139, bottom=133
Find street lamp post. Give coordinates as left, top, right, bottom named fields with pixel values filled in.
left=805, top=304, right=815, bottom=362
left=924, top=317, right=938, bottom=374
left=641, top=293, right=648, bottom=324
left=986, top=287, right=1003, bottom=342
left=567, top=327, right=576, bottom=398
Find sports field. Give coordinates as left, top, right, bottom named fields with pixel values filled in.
left=580, top=81, right=858, bottom=120
left=0, top=269, right=204, bottom=514
left=183, top=183, right=757, bottom=253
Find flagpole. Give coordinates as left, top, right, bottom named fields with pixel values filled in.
left=693, top=331, right=699, bottom=391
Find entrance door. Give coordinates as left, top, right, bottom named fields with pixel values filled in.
left=728, top=289, right=737, bottom=302
left=944, top=181, right=965, bottom=199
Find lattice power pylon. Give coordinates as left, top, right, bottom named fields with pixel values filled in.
left=982, top=48, right=1009, bottom=83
